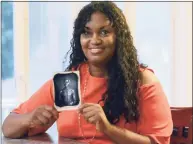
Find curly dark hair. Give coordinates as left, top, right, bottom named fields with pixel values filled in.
left=65, top=1, right=144, bottom=124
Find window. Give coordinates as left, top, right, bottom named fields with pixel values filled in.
left=135, top=2, right=172, bottom=104
left=2, top=1, right=15, bottom=121
left=28, top=2, right=90, bottom=96
left=114, top=2, right=192, bottom=106
left=2, top=2, right=191, bottom=123
left=2, top=2, right=14, bottom=81
left=2, top=2, right=30, bottom=122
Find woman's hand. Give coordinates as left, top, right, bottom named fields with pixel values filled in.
left=26, top=105, right=59, bottom=128
left=78, top=103, right=112, bottom=133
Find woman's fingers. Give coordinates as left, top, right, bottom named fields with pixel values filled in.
left=43, top=106, right=58, bottom=119
left=80, top=106, right=102, bottom=125
left=83, top=109, right=99, bottom=122
left=37, top=114, right=49, bottom=125
left=79, top=103, right=99, bottom=113
left=29, top=105, right=59, bottom=127
left=42, top=111, right=52, bottom=119
left=87, top=115, right=98, bottom=124
left=78, top=103, right=110, bottom=133
left=30, top=118, right=42, bottom=127
left=82, top=106, right=98, bottom=114
left=51, top=109, right=59, bottom=119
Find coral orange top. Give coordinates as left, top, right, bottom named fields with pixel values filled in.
left=12, top=63, right=173, bottom=144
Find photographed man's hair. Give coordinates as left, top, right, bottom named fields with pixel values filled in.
left=65, top=1, right=146, bottom=124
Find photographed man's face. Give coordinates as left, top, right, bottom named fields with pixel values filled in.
left=65, top=80, right=70, bottom=87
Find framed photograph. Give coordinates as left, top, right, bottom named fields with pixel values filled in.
left=53, top=71, right=81, bottom=111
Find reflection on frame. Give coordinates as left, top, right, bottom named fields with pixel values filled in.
left=53, top=71, right=81, bottom=111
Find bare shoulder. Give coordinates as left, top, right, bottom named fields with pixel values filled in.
left=140, top=69, right=160, bottom=85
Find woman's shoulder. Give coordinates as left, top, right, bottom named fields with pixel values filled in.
left=139, top=67, right=160, bottom=87
left=138, top=68, right=167, bottom=101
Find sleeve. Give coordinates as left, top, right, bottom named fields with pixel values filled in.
left=11, top=79, right=55, bottom=136
left=137, top=82, right=173, bottom=144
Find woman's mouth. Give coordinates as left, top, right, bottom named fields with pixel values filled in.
left=89, top=48, right=105, bottom=54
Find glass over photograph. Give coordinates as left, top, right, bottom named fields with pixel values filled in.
left=53, top=71, right=81, bottom=111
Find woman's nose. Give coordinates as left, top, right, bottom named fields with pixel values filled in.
left=90, top=34, right=102, bottom=45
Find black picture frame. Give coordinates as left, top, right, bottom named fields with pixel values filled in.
left=53, top=71, right=81, bottom=111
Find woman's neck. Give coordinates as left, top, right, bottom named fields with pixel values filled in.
left=88, top=63, right=108, bottom=78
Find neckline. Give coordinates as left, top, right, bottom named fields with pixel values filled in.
left=83, top=62, right=107, bottom=81
left=81, top=62, right=159, bottom=89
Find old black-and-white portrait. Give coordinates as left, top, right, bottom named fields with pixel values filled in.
left=53, top=71, right=81, bottom=111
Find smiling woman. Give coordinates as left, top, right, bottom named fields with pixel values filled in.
left=2, top=1, right=192, bottom=144
left=80, top=11, right=116, bottom=68
left=2, top=2, right=173, bottom=144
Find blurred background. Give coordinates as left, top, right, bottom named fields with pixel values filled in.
left=1, top=1, right=192, bottom=127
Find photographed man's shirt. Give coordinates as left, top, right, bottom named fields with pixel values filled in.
left=59, top=87, right=76, bottom=106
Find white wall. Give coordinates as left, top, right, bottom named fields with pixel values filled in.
left=2, top=2, right=192, bottom=108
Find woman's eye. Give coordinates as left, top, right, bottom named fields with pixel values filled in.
left=100, top=30, right=109, bottom=36
left=84, top=31, right=88, bottom=35
left=82, top=31, right=90, bottom=37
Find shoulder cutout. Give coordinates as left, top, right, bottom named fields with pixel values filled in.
left=140, top=69, right=159, bottom=85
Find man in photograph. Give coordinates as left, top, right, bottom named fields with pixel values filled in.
left=59, top=79, right=77, bottom=106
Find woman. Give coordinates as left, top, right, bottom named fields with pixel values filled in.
left=2, top=2, right=173, bottom=144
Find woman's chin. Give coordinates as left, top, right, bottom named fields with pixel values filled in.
left=88, top=58, right=107, bottom=65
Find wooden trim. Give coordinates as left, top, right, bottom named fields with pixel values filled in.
left=170, top=2, right=192, bottom=107
left=171, top=2, right=177, bottom=107
left=13, top=2, right=29, bottom=103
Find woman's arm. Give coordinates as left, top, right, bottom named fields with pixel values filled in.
left=102, top=69, right=157, bottom=144
left=103, top=124, right=153, bottom=144
left=2, top=80, right=57, bottom=138
left=79, top=69, right=172, bottom=144
left=79, top=103, right=154, bottom=144
left=2, top=113, right=31, bottom=138
left=2, top=106, right=57, bottom=139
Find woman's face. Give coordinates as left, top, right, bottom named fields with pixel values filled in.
left=80, top=11, right=116, bottom=65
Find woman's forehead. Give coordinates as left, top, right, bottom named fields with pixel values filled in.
left=84, top=12, right=112, bottom=29
left=88, top=12, right=110, bottom=23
